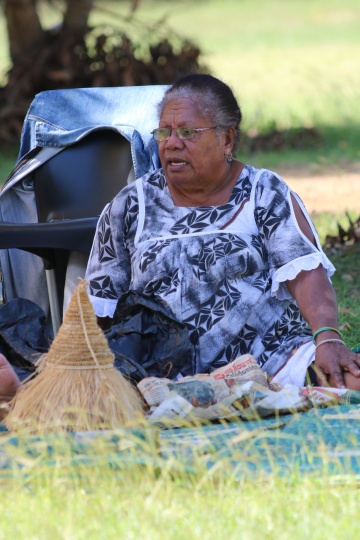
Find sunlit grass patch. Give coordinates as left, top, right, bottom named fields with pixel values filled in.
left=311, top=211, right=359, bottom=245
left=2, top=408, right=360, bottom=538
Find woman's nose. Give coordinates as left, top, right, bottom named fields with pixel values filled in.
left=165, top=129, right=184, bottom=148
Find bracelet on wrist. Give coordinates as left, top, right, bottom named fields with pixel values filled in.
left=312, top=326, right=343, bottom=344
left=315, top=338, right=346, bottom=349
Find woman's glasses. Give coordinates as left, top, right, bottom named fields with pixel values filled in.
left=151, top=126, right=218, bottom=141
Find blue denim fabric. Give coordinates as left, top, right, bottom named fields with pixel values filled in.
left=0, top=85, right=168, bottom=315
left=18, top=85, right=168, bottom=178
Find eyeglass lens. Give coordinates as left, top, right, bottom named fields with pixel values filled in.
left=153, top=127, right=196, bottom=141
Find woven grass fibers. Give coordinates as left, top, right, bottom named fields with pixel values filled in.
left=5, top=280, right=144, bottom=434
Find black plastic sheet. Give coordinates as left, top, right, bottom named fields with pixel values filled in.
left=108, top=291, right=192, bottom=383
left=0, top=298, right=51, bottom=380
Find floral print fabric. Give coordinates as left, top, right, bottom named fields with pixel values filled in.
left=86, top=165, right=334, bottom=377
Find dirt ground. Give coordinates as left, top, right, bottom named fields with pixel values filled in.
left=278, top=162, right=360, bottom=215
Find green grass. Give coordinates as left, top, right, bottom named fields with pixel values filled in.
left=1, top=419, right=360, bottom=540
left=0, top=145, right=18, bottom=183
left=131, top=0, right=360, bottom=166
left=311, top=211, right=358, bottom=244
left=325, top=251, right=360, bottom=349
left=310, top=211, right=360, bottom=349
left=240, top=123, right=360, bottom=171
left=1, top=446, right=360, bottom=539
left=0, top=476, right=357, bottom=538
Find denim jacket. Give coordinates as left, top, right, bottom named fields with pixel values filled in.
left=0, top=85, right=167, bottom=313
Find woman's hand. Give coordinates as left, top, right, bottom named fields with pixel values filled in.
left=314, top=342, right=360, bottom=389
left=0, top=354, right=20, bottom=420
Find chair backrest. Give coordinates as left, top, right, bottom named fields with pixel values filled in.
left=33, top=129, right=133, bottom=324
left=34, top=129, right=133, bottom=222
left=0, top=85, right=166, bottom=323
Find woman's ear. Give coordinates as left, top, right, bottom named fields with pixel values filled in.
left=223, top=127, right=236, bottom=153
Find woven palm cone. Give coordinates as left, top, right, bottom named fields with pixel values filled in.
left=5, top=280, right=144, bottom=434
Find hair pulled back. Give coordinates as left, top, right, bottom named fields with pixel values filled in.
left=157, top=73, right=242, bottom=151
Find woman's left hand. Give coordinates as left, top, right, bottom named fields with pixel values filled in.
left=314, top=342, right=360, bottom=389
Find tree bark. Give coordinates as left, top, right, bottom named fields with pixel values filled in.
left=4, top=0, right=45, bottom=62
left=62, top=0, right=94, bottom=33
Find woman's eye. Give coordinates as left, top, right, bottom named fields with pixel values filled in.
left=180, top=128, right=193, bottom=138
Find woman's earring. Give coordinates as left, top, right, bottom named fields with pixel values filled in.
left=225, top=152, right=233, bottom=163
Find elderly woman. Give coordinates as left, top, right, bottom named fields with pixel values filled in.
left=0, top=74, right=358, bottom=405
left=84, top=73, right=360, bottom=390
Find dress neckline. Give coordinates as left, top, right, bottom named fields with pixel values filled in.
left=165, top=163, right=248, bottom=210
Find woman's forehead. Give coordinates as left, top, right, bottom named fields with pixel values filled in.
left=160, top=97, right=210, bottom=124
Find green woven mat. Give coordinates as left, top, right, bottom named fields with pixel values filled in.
left=2, top=403, right=360, bottom=479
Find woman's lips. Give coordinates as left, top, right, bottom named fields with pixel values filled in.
left=170, top=161, right=186, bottom=167
left=167, top=159, right=188, bottom=169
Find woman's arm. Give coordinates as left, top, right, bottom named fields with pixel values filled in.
left=286, top=195, right=360, bottom=388
left=85, top=189, right=133, bottom=324
left=286, top=264, right=360, bottom=388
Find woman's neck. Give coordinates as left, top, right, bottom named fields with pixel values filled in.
left=167, top=161, right=245, bottom=207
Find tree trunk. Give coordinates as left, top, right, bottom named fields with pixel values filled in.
left=4, top=0, right=45, bottom=62
left=62, top=0, right=94, bottom=33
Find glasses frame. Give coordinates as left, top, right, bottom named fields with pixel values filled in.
left=150, top=126, right=219, bottom=141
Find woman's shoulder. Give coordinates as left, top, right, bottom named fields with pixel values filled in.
left=111, top=167, right=163, bottom=201
left=242, top=163, right=284, bottom=183
left=242, top=164, right=289, bottom=196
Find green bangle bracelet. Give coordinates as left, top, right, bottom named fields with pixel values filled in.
left=312, top=326, right=343, bottom=343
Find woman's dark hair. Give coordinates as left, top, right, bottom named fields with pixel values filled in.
left=157, top=73, right=242, bottom=150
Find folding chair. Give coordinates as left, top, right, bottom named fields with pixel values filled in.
left=0, top=85, right=167, bottom=336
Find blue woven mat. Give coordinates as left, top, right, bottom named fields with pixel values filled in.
left=1, top=404, right=360, bottom=479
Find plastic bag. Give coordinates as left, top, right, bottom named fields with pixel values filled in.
left=0, top=298, right=51, bottom=380
left=108, top=291, right=192, bottom=383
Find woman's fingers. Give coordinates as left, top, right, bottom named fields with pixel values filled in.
left=315, top=344, right=346, bottom=388
left=311, top=363, right=330, bottom=387
left=318, top=363, right=345, bottom=389
left=315, top=344, right=360, bottom=389
left=339, top=352, right=360, bottom=377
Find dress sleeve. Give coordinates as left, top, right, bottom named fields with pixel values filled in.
left=85, top=185, right=137, bottom=318
left=253, top=169, right=335, bottom=301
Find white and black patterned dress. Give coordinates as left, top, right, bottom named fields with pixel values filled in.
left=85, top=165, right=335, bottom=378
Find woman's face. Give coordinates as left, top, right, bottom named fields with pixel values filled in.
left=158, top=97, right=232, bottom=193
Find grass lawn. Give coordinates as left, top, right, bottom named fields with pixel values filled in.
left=1, top=418, right=360, bottom=539
left=1, top=468, right=360, bottom=539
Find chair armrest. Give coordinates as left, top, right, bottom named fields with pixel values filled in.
left=0, top=217, right=99, bottom=268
